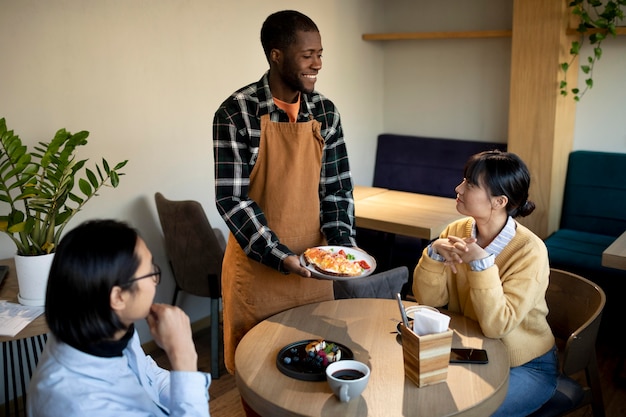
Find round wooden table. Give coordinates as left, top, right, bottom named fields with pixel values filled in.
left=235, top=298, right=509, bottom=417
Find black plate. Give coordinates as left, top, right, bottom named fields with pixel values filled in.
left=276, top=339, right=354, bottom=381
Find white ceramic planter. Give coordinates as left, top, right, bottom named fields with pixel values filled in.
left=14, top=253, right=55, bottom=307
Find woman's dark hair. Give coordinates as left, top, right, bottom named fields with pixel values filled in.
left=45, top=219, right=140, bottom=350
left=261, top=10, right=319, bottom=62
left=463, top=150, right=536, bottom=218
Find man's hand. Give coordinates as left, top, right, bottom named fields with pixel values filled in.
left=283, top=254, right=312, bottom=278
left=147, top=303, right=198, bottom=371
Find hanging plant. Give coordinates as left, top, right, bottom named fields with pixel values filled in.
left=560, top=0, right=626, bottom=101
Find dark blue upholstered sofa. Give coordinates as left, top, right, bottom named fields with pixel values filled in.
left=357, top=133, right=507, bottom=296
left=544, top=150, right=626, bottom=335
left=372, top=133, right=507, bottom=198
left=544, top=150, right=626, bottom=275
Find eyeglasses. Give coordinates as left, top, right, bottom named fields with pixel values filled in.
left=126, top=263, right=161, bottom=286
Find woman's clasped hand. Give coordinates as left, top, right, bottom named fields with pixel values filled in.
left=432, top=236, right=488, bottom=273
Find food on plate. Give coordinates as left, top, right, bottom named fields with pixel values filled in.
left=305, top=339, right=342, bottom=362
left=303, top=247, right=371, bottom=277
left=281, top=340, right=342, bottom=368
left=304, top=339, right=342, bottom=367
left=277, top=339, right=354, bottom=380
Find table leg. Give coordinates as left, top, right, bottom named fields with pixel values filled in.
left=615, top=355, right=626, bottom=388
left=382, top=232, right=397, bottom=270
left=241, top=397, right=263, bottom=417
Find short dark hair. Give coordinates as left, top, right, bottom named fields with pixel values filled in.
left=45, top=219, right=140, bottom=351
left=463, top=150, right=536, bottom=218
left=260, top=10, right=319, bottom=62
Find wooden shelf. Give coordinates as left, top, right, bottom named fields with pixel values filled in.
left=362, top=27, right=626, bottom=41
left=362, top=30, right=512, bottom=41
left=566, top=27, right=626, bottom=36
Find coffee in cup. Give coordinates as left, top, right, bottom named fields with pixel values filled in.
left=331, top=369, right=366, bottom=380
left=325, top=360, right=370, bottom=402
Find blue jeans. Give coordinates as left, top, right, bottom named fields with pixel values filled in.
left=491, top=345, right=559, bottom=417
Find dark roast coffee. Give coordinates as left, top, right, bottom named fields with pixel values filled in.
left=332, top=369, right=366, bottom=380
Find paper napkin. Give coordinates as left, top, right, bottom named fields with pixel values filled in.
left=0, top=301, right=44, bottom=337
left=412, top=308, right=450, bottom=336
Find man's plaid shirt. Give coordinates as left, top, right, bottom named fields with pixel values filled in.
left=213, top=72, right=356, bottom=272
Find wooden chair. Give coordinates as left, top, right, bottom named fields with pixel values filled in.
left=154, top=192, right=225, bottom=379
left=333, top=266, right=409, bottom=300
left=530, top=268, right=606, bottom=417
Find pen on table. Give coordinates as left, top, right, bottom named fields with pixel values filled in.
left=396, top=293, right=410, bottom=329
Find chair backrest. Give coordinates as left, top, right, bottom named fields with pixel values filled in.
left=333, top=266, right=409, bottom=300
left=546, top=268, right=605, bottom=375
left=154, top=192, right=224, bottom=299
left=560, top=150, right=626, bottom=236
left=537, top=268, right=606, bottom=417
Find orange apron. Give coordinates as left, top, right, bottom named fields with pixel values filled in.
left=222, top=114, right=333, bottom=374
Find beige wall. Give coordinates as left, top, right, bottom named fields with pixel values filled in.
left=380, top=0, right=513, bottom=142
left=378, top=0, right=625, bottom=153
left=0, top=0, right=383, bottom=340
left=573, top=38, right=626, bottom=151
left=1, top=0, right=624, bottom=341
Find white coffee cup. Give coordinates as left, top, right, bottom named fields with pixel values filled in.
left=325, top=360, right=370, bottom=402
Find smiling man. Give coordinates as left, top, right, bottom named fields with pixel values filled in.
left=212, top=9, right=356, bottom=386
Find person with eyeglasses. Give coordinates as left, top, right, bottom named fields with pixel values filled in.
left=27, top=220, right=211, bottom=417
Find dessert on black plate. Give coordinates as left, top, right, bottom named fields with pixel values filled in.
left=276, top=339, right=354, bottom=381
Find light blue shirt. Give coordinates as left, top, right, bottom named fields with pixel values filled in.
left=27, top=331, right=211, bottom=417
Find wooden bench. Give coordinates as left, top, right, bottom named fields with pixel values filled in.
left=371, top=133, right=507, bottom=198
left=544, top=150, right=626, bottom=336
left=544, top=151, right=626, bottom=276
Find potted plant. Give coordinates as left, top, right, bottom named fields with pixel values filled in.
left=0, top=117, right=128, bottom=305
left=560, top=0, right=626, bottom=101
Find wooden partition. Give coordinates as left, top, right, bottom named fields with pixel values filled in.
left=508, top=0, right=580, bottom=238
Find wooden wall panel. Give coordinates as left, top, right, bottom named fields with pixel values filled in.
left=508, top=0, right=579, bottom=238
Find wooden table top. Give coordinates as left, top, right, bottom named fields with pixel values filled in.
left=354, top=187, right=464, bottom=240
left=602, top=230, right=626, bottom=271
left=353, top=185, right=389, bottom=201
left=0, top=258, right=49, bottom=343
left=235, top=298, right=509, bottom=417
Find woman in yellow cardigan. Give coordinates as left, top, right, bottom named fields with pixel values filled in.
left=412, top=150, right=557, bottom=417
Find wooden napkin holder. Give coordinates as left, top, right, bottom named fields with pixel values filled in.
left=400, top=323, right=453, bottom=387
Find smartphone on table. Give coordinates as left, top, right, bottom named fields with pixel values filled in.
left=449, top=348, right=489, bottom=364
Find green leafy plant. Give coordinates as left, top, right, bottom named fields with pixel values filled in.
left=560, top=0, right=626, bottom=101
left=0, top=117, right=128, bottom=255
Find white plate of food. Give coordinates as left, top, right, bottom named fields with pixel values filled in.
left=299, top=246, right=377, bottom=281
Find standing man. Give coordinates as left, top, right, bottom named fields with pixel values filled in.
left=213, top=10, right=356, bottom=377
